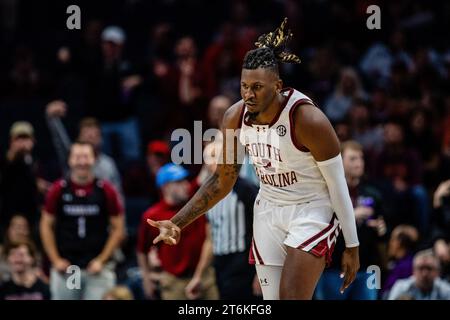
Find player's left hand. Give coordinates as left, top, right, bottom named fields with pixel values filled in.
left=340, top=246, right=360, bottom=294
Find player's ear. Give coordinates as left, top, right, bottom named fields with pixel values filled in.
left=276, top=78, right=283, bottom=92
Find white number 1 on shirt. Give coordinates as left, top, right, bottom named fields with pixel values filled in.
left=78, top=216, right=86, bottom=238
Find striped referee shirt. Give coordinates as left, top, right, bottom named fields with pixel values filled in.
left=207, top=178, right=257, bottom=256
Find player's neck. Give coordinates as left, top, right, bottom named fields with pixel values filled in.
left=252, top=93, right=284, bottom=125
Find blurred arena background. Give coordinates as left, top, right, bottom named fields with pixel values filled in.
left=0, top=0, right=450, bottom=300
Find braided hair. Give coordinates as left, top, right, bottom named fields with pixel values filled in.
left=243, top=18, right=301, bottom=73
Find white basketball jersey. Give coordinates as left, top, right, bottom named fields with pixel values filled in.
left=239, top=88, right=331, bottom=205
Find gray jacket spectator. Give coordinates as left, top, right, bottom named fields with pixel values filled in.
left=388, top=250, right=450, bottom=300
left=389, top=276, right=450, bottom=300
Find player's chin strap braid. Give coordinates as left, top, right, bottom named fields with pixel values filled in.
left=317, top=154, right=360, bottom=248
left=254, top=17, right=301, bottom=64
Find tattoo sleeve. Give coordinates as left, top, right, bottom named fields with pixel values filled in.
left=171, top=163, right=242, bottom=229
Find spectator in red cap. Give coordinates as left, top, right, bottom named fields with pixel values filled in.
left=146, top=140, right=170, bottom=176
left=122, top=139, right=170, bottom=201
left=144, top=140, right=171, bottom=202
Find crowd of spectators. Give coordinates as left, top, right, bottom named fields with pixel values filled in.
left=1, top=0, right=450, bottom=300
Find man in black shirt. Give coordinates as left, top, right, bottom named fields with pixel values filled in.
left=85, top=26, right=142, bottom=164
left=0, top=122, right=49, bottom=238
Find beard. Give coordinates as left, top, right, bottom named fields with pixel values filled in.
left=245, top=111, right=259, bottom=122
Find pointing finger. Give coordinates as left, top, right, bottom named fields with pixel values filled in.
left=147, top=219, right=159, bottom=228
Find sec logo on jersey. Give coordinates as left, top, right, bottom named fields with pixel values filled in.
left=276, top=125, right=286, bottom=136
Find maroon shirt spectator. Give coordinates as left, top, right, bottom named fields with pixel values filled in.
left=45, top=179, right=122, bottom=218
left=137, top=201, right=206, bottom=277
left=136, top=164, right=215, bottom=300
left=44, top=178, right=123, bottom=269
left=40, top=142, right=125, bottom=300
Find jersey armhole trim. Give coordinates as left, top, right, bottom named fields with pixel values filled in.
left=289, top=99, right=315, bottom=153
left=237, top=102, right=245, bottom=129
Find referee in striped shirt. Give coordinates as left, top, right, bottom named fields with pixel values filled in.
left=202, top=142, right=261, bottom=300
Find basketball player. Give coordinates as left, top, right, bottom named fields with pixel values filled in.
left=148, top=18, right=360, bottom=300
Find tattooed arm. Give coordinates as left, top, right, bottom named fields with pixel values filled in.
left=148, top=102, right=244, bottom=245
left=172, top=162, right=241, bottom=229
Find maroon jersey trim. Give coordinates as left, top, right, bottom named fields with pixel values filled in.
left=289, top=99, right=316, bottom=152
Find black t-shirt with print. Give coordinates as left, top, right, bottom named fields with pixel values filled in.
left=0, top=279, right=50, bottom=300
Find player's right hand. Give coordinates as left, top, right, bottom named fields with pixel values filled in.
left=147, top=219, right=181, bottom=245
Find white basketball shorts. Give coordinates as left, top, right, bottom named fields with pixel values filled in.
left=249, top=196, right=340, bottom=267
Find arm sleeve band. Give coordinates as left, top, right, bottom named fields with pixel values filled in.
left=317, top=154, right=359, bottom=247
